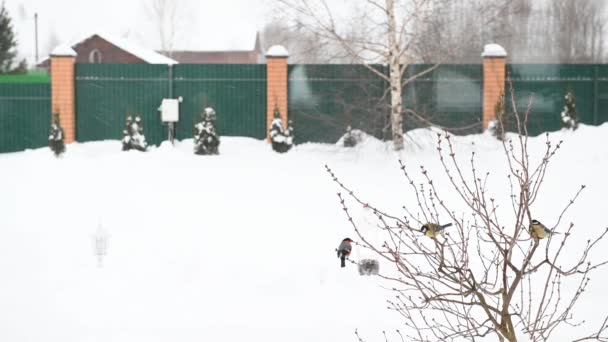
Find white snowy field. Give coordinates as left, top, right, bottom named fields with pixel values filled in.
left=0, top=125, right=607, bottom=341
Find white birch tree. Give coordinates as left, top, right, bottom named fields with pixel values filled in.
left=277, top=0, right=445, bottom=151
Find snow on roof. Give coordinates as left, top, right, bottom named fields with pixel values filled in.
left=482, top=44, right=507, bottom=57
left=266, top=45, right=289, bottom=57
left=93, top=33, right=178, bottom=64
left=44, top=33, right=178, bottom=64
left=51, top=44, right=77, bottom=57
left=43, top=30, right=261, bottom=64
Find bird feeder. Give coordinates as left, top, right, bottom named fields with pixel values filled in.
left=358, top=259, right=379, bottom=276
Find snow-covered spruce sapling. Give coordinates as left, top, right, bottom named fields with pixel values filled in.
left=341, top=125, right=365, bottom=147
left=286, top=119, right=294, bottom=142
left=343, top=125, right=358, bottom=147
left=121, top=114, right=148, bottom=152
left=269, top=106, right=294, bottom=153
left=48, top=113, right=65, bottom=157
left=561, top=90, right=579, bottom=130
left=193, top=107, right=220, bottom=155
left=489, top=92, right=506, bottom=140
left=121, top=115, right=132, bottom=151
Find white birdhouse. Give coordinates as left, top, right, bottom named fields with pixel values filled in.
left=159, top=98, right=180, bottom=122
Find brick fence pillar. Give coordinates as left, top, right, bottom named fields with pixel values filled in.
left=482, top=44, right=507, bottom=130
left=266, top=45, right=289, bottom=141
left=50, top=45, right=77, bottom=143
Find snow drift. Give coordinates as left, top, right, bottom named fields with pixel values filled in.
left=0, top=124, right=607, bottom=341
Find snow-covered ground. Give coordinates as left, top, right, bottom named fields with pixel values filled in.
left=0, top=125, right=607, bottom=341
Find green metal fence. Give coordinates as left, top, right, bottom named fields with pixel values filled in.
left=288, top=64, right=483, bottom=144
left=288, top=64, right=389, bottom=144
left=403, top=64, right=482, bottom=135
left=76, top=64, right=267, bottom=145
left=0, top=82, right=51, bottom=153
left=76, top=64, right=169, bottom=145
left=289, top=63, right=608, bottom=143
left=173, top=64, right=266, bottom=140
left=506, top=64, right=608, bottom=136
left=4, top=63, right=608, bottom=153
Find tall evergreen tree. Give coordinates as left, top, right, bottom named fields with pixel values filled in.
left=0, top=2, right=18, bottom=74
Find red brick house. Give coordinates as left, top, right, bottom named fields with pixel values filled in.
left=38, top=33, right=177, bottom=69
left=38, top=32, right=264, bottom=68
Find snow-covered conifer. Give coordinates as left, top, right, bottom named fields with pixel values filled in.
left=194, top=107, right=220, bottom=155
left=561, top=91, right=579, bottom=130
left=121, top=114, right=148, bottom=151
left=48, top=113, right=65, bottom=157
left=342, top=125, right=365, bottom=147
left=269, top=106, right=294, bottom=153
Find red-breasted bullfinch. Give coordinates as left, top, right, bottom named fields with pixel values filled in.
left=337, top=238, right=353, bottom=267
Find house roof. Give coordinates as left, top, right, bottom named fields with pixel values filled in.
left=40, top=31, right=265, bottom=66
left=39, top=33, right=178, bottom=65
left=80, top=33, right=178, bottom=64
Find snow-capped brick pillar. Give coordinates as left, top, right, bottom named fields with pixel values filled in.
left=50, top=45, right=77, bottom=143
left=266, top=45, right=289, bottom=141
left=482, top=44, right=507, bottom=130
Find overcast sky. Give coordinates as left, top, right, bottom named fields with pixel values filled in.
left=7, top=0, right=271, bottom=64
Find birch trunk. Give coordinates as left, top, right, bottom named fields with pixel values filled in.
left=386, top=0, right=404, bottom=150
left=389, top=64, right=404, bottom=150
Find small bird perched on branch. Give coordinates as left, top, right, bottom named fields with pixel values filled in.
left=337, top=238, right=353, bottom=268
left=529, top=219, right=558, bottom=239
left=421, top=223, right=453, bottom=238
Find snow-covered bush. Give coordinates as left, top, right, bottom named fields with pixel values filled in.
left=194, top=107, right=220, bottom=155
left=269, top=107, right=293, bottom=153
left=48, top=113, right=65, bottom=157
left=340, top=125, right=364, bottom=147
left=561, top=91, right=579, bottom=130
left=121, top=115, right=148, bottom=152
